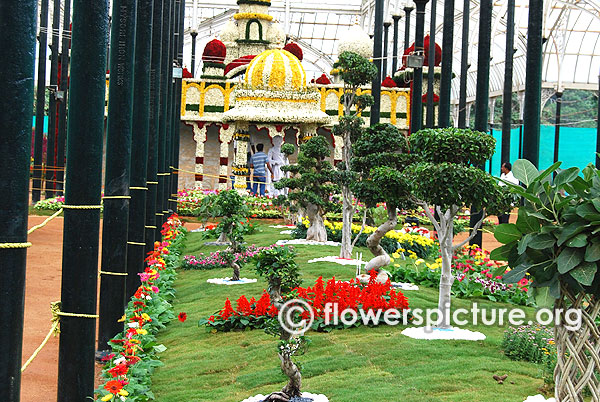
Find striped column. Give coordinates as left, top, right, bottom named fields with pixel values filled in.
left=191, top=121, right=207, bottom=188
left=218, top=123, right=235, bottom=191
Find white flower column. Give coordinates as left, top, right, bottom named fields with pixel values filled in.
left=219, top=124, right=236, bottom=191
left=232, top=123, right=251, bottom=194
left=191, top=122, right=208, bottom=189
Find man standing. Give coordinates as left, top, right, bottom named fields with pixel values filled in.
left=250, top=143, right=271, bottom=196
left=498, top=162, right=519, bottom=223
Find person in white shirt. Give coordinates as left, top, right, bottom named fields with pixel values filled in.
left=498, top=162, right=519, bottom=223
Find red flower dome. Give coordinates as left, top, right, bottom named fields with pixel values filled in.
left=202, top=39, right=227, bottom=64
left=283, top=42, right=303, bottom=61
left=224, top=54, right=256, bottom=75
left=421, top=92, right=440, bottom=103
left=315, top=73, right=331, bottom=85
left=381, top=76, right=397, bottom=88
left=402, top=35, right=442, bottom=67
left=182, top=67, right=193, bottom=78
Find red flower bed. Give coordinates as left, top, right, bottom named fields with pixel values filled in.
left=201, top=273, right=410, bottom=332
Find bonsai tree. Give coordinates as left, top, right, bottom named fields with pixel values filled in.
left=276, top=136, right=337, bottom=242
left=351, top=123, right=414, bottom=272
left=332, top=51, right=377, bottom=259
left=491, top=159, right=600, bottom=401
left=404, top=128, right=512, bottom=328
left=252, top=246, right=307, bottom=402
left=199, top=190, right=249, bottom=280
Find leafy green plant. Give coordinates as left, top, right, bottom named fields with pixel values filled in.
left=502, top=324, right=556, bottom=384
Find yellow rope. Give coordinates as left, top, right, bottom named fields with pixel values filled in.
left=21, top=301, right=98, bottom=373
left=145, top=225, right=157, bottom=229
left=102, top=196, right=131, bottom=200
left=157, top=173, right=170, bottom=176
left=127, top=241, right=145, bottom=246
left=130, top=187, right=148, bottom=191
left=0, top=242, right=32, bottom=249
left=155, top=213, right=164, bottom=216
left=147, top=181, right=159, bottom=185
left=99, top=270, right=128, bottom=276
left=62, top=204, right=103, bottom=210
left=28, top=209, right=64, bottom=234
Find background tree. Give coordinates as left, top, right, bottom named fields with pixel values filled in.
left=405, top=128, right=513, bottom=328
left=351, top=123, right=414, bottom=271
left=276, top=136, right=337, bottom=242
left=332, top=51, right=377, bottom=259
left=199, top=190, right=249, bottom=280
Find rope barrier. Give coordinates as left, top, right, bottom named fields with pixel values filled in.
left=62, top=204, right=103, bottom=210
left=27, top=209, right=64, bottom=234
left=145, top=225, right=157, bottom=229
left=99, top=270, right=128, bottom=277
left=147, top=181, right=159, bottom=185
left=21, top=301, right=98, bottom=373
left=102, top=196, right=131, bottom=200
left=130, top=187, right=148, bottom=191
left=171, top=166, right=270, bottom=185
left=127, top=241, right=146, bottom=246
left=0, top=242, right=32, bottom=249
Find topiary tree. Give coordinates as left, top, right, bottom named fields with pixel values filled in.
left=252, top=245, right=308, bottom=402
left=332, top=51, right=377, bottom=259
left=491, top=159, right=600, bottom=401
left=351, top=123, right=414, bottom=272
left=199, top=190, right=250, bottom=280
left=405, top=128, right=512, bottom=328
left=276, top=136, right=337, bottom=242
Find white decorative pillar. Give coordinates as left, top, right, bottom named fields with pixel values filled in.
left=191, top=121, right=208, bottom=189
left=218, top=123, right=235, bottom=191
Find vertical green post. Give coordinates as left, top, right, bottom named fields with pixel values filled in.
left=146, top=0, right=164, bottom=253
left=391, top=15, right=401, bottom=74
left=97, top=0, right=138, bottom=356
left=164, top=0, right=176, bottom=216
left=382, top=21, right=391, bottom=79
left=469, top=0, right=492, bottom=247
left=425, top=0, right=437, bottom=128
left=597, top=71, right=600, bottom=169
left=501, top=0, right=515, bottom=165
left=127, top=0, right=154, bottom=298
left=369, top=0, right=384, bottom=126
left=438, top=0, right=454, bottom=128
left=403, top=6, right=414, bottom=52
left=522, top=0, right=543, bottom=167
left=33, top=0, right=49, bottom=203
left=410, top=0, right=429, bottom=133
left=0, top=1, right=37, bottom=399
left=553, top=91, right=562, bottom=164
left=457, top=0, right=469, bottom=128
left=46, top=0, right=61, bottom=198
left=57, top=1, right=108, bottom=400
left=56, top=0, right=71, bottom=195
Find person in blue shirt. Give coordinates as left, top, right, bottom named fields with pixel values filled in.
left=250, top=143, right=272, bottom=196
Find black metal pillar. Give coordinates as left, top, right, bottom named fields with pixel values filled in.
left=46, top=0, right=61, bottom=198
left=596, top=71, right=600, bottom=169
left=553, top=91, right=562, bottom=164
left=97, top=0, right=138, bottom=356
left=0, top=1, right=37, bottom=399
left=56, top=0, right=71, bottom=195
left=33, top=0, right=49, bottom=203
left=146, top=0, right=164, bottom=254
left=457, top=0, right=469, bottom=128
left=127, top=0, right=153, bottom=299
left=469, top=0, right=492, bottom=248
left=191, top=31, right=198, bottom=77
left=438, top=0, right=454, bottom=128
left=57, top=1, right=108, bottom=400
left=518, top=120, right=523, bottom=158
left=426, top=0, right=437, bottom=128
left=500, top=0, right=515, bottom=166
left=167, top=0, right=180, bottom=213
left=383, top=21, right=391, bottom=79
left=410, top=0, right=429, bottom=134
left=370, top=0, right=384, bottom=126
left=403, top=6, right=414, bottom=52
left=392, top=15, right=401, bottom=74
left=522, top=0, right=543, bottom=167
left=162, top=0, right=175, bottom=220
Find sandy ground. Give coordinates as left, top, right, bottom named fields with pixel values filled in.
left=18, top=213, right=507, bottom=401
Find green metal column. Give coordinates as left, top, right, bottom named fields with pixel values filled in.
left=522, top=0, right=543, bottom=167
left=438, top=0, right=454, bottom=128
left=597, top=71, right=600, bottom=169
left=553, top=91, right=562, bottom=164
left=164, top=0, right=176, bottom=215
left=56, top=1, right=108, bottom=400
left=383, top=21, right=391, bottom=79
left=403, top=6, right=414, bottom=52
left=33, top=0, right=49, bottom=203
left=457, top=0, right=469, bottom=128
left=46, top=0, right=61, bottom=198
left=146, top=0, right=164, bottom=253
left=425, top=0, right=437, bottom=128
left=171, top=0, right=186, bottom=213
left=410, top=0, right=429, bottom=133
left=157, top=0, right=173, bottom=238
left=127, top=0, right=154, bottom=298
left=470, top=0, right=492, bottom=248
left=369, top=0, right=384, bottom=125
left=501, top=0, right=515, bottom=165
left=0, top=1, right=37, bottom=399
left=391, top=15, right=401, bottom=74
left=56, top=0, right=71, bottom=195
left=97, top=0, right=138, bottom=356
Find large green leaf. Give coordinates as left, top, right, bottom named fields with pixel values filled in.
left=516, top=208, right=541, bottom=233
left=494, top=223, right=523, bottom=244
left=569, top=262, right=597, bottom=286
left=512, top=159, right=539, bottom=186
left=503, top=262, right=530, bottom=283
left=557, top=247, right=584, bottom=274
left=554, top=167, right=580, bottom=187
left=585, top=242, right=600, bottom=262
left=489, top=241, right=517, bottom=261
left=566, top=233, right=588, bottom=248
left=527, top=233, right=556, bottom=250
left=576, top=203, right=600, bottom=222
left=536, top=161, right=562, bottom=183
left=592, top=198, right=600, bottom=213
left=518, top=233, right=533, bottom=254
left=533, top=287, right=556, bottom=308
left=557, top=222, right=586, bottom=246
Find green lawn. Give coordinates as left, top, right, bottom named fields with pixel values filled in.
left=151, top=223, right=547, bottom=402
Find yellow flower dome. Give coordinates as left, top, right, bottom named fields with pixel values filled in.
left=245, top=49, right=306, bottom=90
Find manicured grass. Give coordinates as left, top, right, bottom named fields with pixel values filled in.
left=151, top=222, right=547, bottom=402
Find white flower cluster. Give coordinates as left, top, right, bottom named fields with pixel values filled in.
left=337, top=25, right=373, bottom=59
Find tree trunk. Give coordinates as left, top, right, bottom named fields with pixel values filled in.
left=279, top=352, right=302, bottom=398
left=437, top=212, right=454, bottom=329
left=340, top=184, right=354, bottom=258
left=230, top=261, right=240, bottom=281
left=364, top=205, right=397, bottom=272
left=306, top=203, right=327, bottom=242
